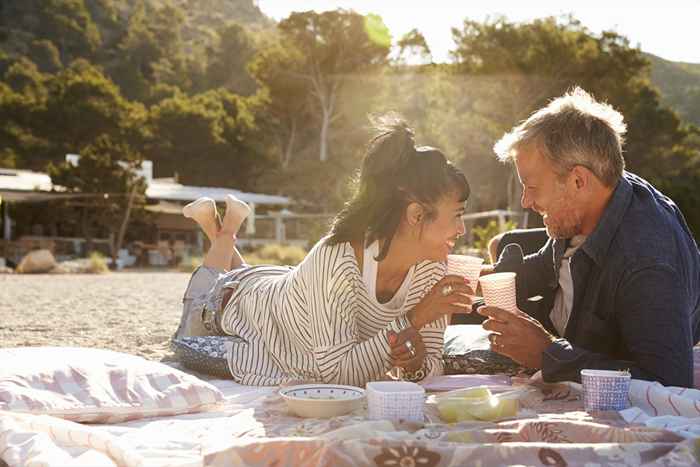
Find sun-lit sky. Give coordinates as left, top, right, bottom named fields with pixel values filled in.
left=257, top=0, right=700, bottom=64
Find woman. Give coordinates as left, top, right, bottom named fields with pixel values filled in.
left=174, top=116, right=473, bottom=386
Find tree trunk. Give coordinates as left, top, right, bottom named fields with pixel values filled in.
left=81, top=207, right=94, bottom=255
left=282, top=118, right=297, bottom=169
left=318, top=88, right=336, bottom=162
left=111, top=184, right=138, bottom=267
left=310, top=70, right=337, bottom=163
left=319, top=110, right=330, bottom=162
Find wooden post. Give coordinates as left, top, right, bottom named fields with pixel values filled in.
left=274, top=212, right=284, bottom=243
left=246, top=202, right=256, bottom=235
left=2, top=199, right=11, bottom=241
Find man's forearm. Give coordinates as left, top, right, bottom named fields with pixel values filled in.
left=541, top=338, right=692, bottom=387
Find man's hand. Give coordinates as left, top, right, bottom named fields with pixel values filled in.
left=388, top=327, right=425, bottom=373
left=478, top=306, right=556, bottom=369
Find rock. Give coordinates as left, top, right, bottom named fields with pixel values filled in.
left=16, top=249, right=57, bottom=274
left=48, top=264, right=69, bottom=274
left=52, top=258, right=105, bottom=274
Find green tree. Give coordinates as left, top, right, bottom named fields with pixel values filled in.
left=0, top=0, right=102, bottom=63
left=47, top=135, right=148, bottom=263
left=28, top=40, right=63, bottom=73
left=249, top=40, right=313, bottom=169
left=203, top=22, right=258, bottom=96
left=276, top=10, right=391, bottom=162
left=108, top=1, right=190, bottom=102
left=0, top=58, right=50, bottom=169
left=146, top=89, right=267, bottom=189
left=37, top=60, right=147, bottom=166
left=396, top=29, right=432, bottom=65
left=449, top=16, right=697, bottom=221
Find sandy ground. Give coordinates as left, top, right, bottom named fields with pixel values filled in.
left=0, top=271, right=191, bottom=362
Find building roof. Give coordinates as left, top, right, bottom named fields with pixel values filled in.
left=0, top=169, right=53, bottom=191
left=146, top=179, right=291, bottom=206
left=0, top=169, right=59, bottom=202
left=0, top=168, right=292, bottom=206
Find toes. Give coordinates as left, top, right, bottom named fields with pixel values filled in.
left=225, top=195, right=251, bottom=219
left=183, top=197, right=216, bottom=219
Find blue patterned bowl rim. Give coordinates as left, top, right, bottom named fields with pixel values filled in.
left=280, top=384, right=366, bottom=402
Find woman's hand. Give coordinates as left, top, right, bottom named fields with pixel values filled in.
left=388, top=327, right=425, bottom=373
left=407, top=275, right=475, bottom=329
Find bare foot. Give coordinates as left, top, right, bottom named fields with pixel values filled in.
left=183, top=197, right=220, bottom=242
left=221, top=194, right=251, bottom=235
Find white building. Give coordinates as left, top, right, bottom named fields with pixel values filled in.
left=0, top=160, right=319, bottom=265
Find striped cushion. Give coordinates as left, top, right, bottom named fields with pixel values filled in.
left=0, top=347, right=224, bottom=423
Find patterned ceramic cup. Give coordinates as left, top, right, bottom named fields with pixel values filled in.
left=446, top=255, right=484, bottom=291
left=479, top=272, right=517, bottom=312
left=581, top=369, right=631, bottom=411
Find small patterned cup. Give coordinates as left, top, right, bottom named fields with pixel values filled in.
left=479, top=272, right=517, bottom=312
left=366, top=381, right=425, bottom=422
left=447, top=255, right=484, bottom=291
left=581, top=369, right=631, bottom=411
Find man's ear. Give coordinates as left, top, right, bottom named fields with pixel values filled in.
left=406, top=202, right=424, bottom=226
left=571, top=165, right=590, bottom=191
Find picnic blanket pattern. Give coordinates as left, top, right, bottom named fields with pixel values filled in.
left=3, top=379, right=700, bottom=467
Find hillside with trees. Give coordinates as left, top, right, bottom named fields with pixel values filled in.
left=0, top=2, right=698, bottom=241
left=647, top=53, right=700, bottom=127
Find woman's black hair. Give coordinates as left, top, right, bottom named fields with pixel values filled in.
left=328, top=113, right=470, bottom=261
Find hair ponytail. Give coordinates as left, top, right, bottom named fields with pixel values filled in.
left=328, top=113, right=469, bottom=261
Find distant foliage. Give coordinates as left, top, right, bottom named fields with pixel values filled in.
left=648, top=53, right=700, bottom=127
left=472, top=220, right=518, bottom=263
left=245, top=243, right=307, bottom=266
left=88, top=251, right=110, bottom=273
left=0, top=3, right=697, bottom=240
left=178, top=254, right=202, bottom=273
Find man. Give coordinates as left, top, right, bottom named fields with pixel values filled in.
left=479, top=87, right=700, bottom=386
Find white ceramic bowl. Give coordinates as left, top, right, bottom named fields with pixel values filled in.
left=280, top=384, right=366, bottom=418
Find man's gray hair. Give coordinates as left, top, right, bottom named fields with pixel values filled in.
left=493, top=87, right=626, bottom=187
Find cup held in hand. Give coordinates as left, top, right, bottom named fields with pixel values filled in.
left=479, top=272, right=517, bottom=312
left=446, top=255, right=484, bottom=289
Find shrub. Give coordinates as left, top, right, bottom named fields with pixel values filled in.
left=245, top=243, right=307, bottom=266
left=87, top=251, right=109, bottom=274
left=471, top=219, right=518, bottom=263
left=178, top=254, right=202, bottom=273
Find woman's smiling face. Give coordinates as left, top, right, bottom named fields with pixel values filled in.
left=415, top=192, right=466, bottom=262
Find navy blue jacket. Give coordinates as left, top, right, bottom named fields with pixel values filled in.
left=496, top=172, right=700, bottom=386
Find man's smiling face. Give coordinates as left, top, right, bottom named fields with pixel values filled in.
left=514, top=145, right=584, bottom=239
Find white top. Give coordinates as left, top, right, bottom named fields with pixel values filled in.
left=220, top=236, right=447, bottom=386
left=362, top=241, right=414, bottom=310
left=550, top=235, right=587, bottom=336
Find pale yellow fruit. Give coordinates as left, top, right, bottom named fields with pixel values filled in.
left=436, top=387, right=518, bottom=422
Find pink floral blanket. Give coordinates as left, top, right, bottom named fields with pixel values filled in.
left=2, top=378, right=699, bottom=467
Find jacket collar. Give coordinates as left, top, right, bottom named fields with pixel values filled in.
left=579, top=173, right=633, bottom=266
left=551, top=173, right=632, bottom=267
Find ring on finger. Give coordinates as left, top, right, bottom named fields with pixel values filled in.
left=405, top=340, right=416, bottom=357
left=441, top=285, right=453, bottom=296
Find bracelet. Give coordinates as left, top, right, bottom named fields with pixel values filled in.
left=402, top=367, right=426, bottom=382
